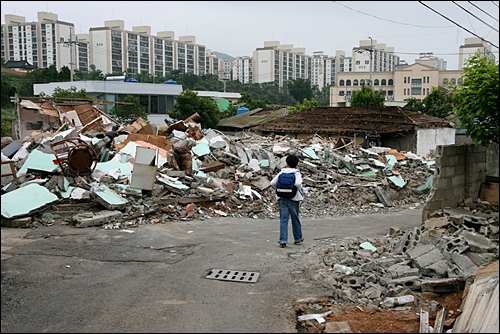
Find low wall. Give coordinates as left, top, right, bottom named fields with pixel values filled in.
left=422, top=143, right=487, bottom=221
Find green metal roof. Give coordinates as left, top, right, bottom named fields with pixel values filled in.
left=214, top=98, right=231, bottom=112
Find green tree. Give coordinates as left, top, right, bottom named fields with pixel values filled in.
left=287, top=78, right=313, bottom=103
left=403, top=97, right=424, bottom=112
left=48, top=86, right=90, bottom=99
left=452, top=51, right=499, bottom=146
left=350, top=82, right=386, bottom=107
left=74, top=64, right=105, bottom=81
left=422, top=86, right=453, bottom=119
left=109, top=95, right=148, bottom=124
left=1, top=74, right=17, bottom=107
left=289, top=98, right=319, bottom=115
left=169, top=89, right=220, bottom=129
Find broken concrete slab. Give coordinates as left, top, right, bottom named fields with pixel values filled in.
left=91, top=184, right=128, bottom=210
left=1, top=183, right=59, bottom=219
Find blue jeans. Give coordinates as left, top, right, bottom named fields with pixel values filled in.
left=278, top=198, right=302, bottom=244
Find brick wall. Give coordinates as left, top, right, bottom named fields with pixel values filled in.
left=422, top=143, right=487, bottom=221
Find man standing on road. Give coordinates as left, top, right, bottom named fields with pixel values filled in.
left=270, top=154, right=304, bottom=248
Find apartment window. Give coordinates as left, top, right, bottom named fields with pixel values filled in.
left=339, top=80, right=345, bottom=86
left=404, top=77, right=406, bottom=84
left=339, top=91, right=345, bottom=96
left=381, top=79, right=386, bottom=85
left=346, top=80, right=351, bottom=86
left=404, top=88, right=406, bottom=95
left=374, top=79, right=379, bottom=86
left=411, top=78, right=422, bottom=95
left=388, top=79, right=393, bottom=85
left=443, top=78, right=449, bottom=85
left=427, top=76, right=430, bottom=83
left=451, top=78, right=456, bottom=84
left=353, top=79, right=358, bottom=86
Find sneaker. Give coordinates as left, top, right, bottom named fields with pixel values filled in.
left=279, top=244, right=287, bottom=248
left=294, top=238, right=304, bottom=245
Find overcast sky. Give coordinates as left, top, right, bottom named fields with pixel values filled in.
left=2, top=1, right=499, bottom=70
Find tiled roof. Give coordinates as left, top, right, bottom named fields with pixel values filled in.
left=218, top=108, right=289, bottom=129
left=251, top=106, right=452, bottom=136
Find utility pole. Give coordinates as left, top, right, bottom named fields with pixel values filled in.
left=368, top=37, right=373, bottom=86
left=58, top=27, right=77, bottom=82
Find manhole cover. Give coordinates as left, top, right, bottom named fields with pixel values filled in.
left=206, top=269, right=260, bottom=283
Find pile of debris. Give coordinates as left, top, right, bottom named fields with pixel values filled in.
left=295, top=204, right=499, bottom=332
left=0, top=109, right=486, bottom=229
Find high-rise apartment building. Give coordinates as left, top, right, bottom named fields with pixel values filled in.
left=352, top=39, right=399, bottom=75
left=415, top=52, right=447, bottom=70
left=89, top=20, right=209, bottom=77
left=1, top=12, right=78, bottom=71
left=458, top=37, right=495, bottom=69
left=232, top=56, right=253, bottom=84
left=252, top=41, right=312, bottom=87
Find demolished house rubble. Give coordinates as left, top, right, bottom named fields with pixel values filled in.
left=2, top=100, right=459, bottom=227
left=1, top=100, right=499, bottom=333
left=294, top=204, right=498, bottom=332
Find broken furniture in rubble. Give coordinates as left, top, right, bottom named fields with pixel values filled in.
left=50, top=138, right=98, bottom=177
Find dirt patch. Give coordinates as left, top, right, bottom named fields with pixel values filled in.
left=295, top=291, right=464, bottom=333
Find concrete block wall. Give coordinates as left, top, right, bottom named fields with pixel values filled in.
left=422, top=143, right=487, bottom=221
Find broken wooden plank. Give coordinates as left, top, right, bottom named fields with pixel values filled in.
left=433, top=306, right=446, bottom=333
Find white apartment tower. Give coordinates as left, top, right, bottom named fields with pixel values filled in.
left=232, top=56, right=253, bottom=83
left=415, top=52, right=447, bottom=70
left=311, top=51, right=325, bottom=89
left=1, top=12, right=80, bottom=71
left=352, top=39, right=400, bottom=75
left=252, top=41, right=311, bottom=87
left=89, top=20, right=207, bottom=77
left=459, top=37, right=495, bottom=69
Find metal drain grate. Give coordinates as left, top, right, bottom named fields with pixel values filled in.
left=205, top=269, right=260, bottom=283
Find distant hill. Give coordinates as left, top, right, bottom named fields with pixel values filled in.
left=212, top=51, right=234, bottom=63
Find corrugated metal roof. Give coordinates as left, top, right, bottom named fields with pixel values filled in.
left=218, top=108, right=288, bottom=129
left=251, top=106, right=452, bottom=136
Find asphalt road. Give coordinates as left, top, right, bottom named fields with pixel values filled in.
left=1, top=208, right=422, bottom=333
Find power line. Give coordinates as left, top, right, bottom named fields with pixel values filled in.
left=331, top=1, right=455, bottom=28
left=419, top=1, right=499, bottom=49
left=453, top=1, right=499, bottom=33
left=492, top=1, right=499, bottom=8
left=468, top=1, right=499, bottom=22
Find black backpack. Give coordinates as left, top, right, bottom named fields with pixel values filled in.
left=276, top=172, right=297, bottom=199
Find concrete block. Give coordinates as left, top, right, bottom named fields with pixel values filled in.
left=406, top=243, right=435, bottom=259
left=411, top=249, right=446, bottom=269
left=445, top=236, right=469, bottom=254
left=420, top=277, right=466, bottom=293
left=364, top=287, right=382, bottom=299
left=421, top=259, right=449, bottom=278
left=72, top=210, right=123, bottom=228
left=449, top=253, right=477, bottom=274
left=375, top=257, right=397, bottom=268
left=387, top=276, right=421, bottom=291
left=387, top=263, right=411, bottom=278
left=343, top=276, right=365, bottom=288
left=460, top=230, right=495, bottom=253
